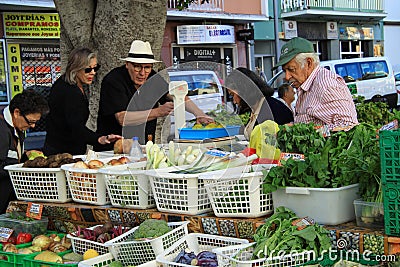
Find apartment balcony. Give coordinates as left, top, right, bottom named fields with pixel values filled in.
left=281, top=0, right=386, bottom=22
left=167, top=0, right=270, bottom=23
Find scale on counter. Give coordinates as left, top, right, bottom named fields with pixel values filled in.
left=169, top=80, right=245, bottom=152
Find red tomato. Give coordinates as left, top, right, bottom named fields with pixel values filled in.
left=16, top=233, right=32, bottom=245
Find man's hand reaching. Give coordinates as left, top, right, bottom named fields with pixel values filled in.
left=157, top=102, right=174, bottom=117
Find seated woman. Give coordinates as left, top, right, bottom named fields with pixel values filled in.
left=225, top=67, right=293, bottom=139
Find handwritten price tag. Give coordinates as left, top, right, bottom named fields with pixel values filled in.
left=26, top=202, right=43, bottom=220
left=0, top=227, right=13, bottom=242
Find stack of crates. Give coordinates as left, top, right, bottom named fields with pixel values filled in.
left=379, top=129, right=400, bottom=236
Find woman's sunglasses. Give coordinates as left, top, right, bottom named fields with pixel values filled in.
left=84, top=65, right=101, bottom=73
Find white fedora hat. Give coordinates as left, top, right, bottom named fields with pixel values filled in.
left=120, top=40, right=161, bottom=64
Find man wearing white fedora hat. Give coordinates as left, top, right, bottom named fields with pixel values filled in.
left=97, top=40, right=213, bottom=147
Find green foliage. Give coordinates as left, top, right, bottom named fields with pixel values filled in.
left=252, top=207, right=331, bottom=259
left=131, top=219, right=171, bottom=239
left=175, top=0, right=196, bottom=10
left=207, top=104, right=243, bottom=126
left=264, top=123, right=381, bottom=202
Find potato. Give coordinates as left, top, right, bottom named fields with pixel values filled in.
left=114, top=139, right=133, bottom=154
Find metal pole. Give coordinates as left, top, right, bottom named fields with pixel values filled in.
left=273, top=0, right=280, bottom=66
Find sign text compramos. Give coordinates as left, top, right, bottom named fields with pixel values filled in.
left=3, top=13, right=60, bottom=39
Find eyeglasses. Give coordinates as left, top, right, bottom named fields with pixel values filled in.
left=84, top=65, right=101, bottom=73
left=131, top=64, right=152, bottom=73
left=22, top=114, right=38, bottom=126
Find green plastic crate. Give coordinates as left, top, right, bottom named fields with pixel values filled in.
left=379, top=130, right=400, bottom=184
left=22, top=250, right=77, bottom=267
left=383, top=182, right=400, bottom=236
left=0, top=242, right=41, bottom=267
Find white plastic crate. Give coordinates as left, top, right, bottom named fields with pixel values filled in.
left=62, top=159, right=145, bottom=205
left=5, top=163, right=72, bottom=203
left=78, top=253, right=114, bottom=267
left=213, top=243, right=314, bottom=267
left=146, top=167, right=212, bottom=215
left=78, top=253, right=157, bottom=267
left=201, top=165, right=274, bottom=218
left=272, top=183, right=360, bottom=225
left=105, top=221, right=189, bottom=266
left=101, top=166, right=155, bottom=209
left=156, top=233, right=249, bottom=267
left=67, top=225, right=131, bottom=256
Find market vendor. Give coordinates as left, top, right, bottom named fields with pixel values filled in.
left=96, top=39, right=214, bottom=146
left=225, top=67, right=293, bottom=139
left=273, top=37, right=358, bottom=128
left=0, top=89, right=49, bottom=214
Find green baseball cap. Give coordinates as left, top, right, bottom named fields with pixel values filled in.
left=273, top=37, right=315, bottom=70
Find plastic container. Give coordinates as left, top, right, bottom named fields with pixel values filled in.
left=62, top=159, right=145, bottom=205
left=201, top=166, right=274, bottom=218
left=78, top=253, right=114, bottom=267
left=4, top=163, right=71, bottom=203
left=179, top=125, right=240, bottom=140
left=0, top=242, right=41, bottom=267
left=354, top=199, right=384, bottom=229
left=383, top=182, right=400, bottom=236
left=156, top=233, right=249, bottom=267
left=213, top=243, right=314, bottom=267
left=101, top=166, right=155, bottom=209
left=22, top=250, right=77, bottom=267
left=271, top=183, right=359, bottom=225
left=130, top=136, right=144, bottom=161
left=67, top=225, right=130, bottom=255
left=380, top=129, right=400, bottom=184
left=146, top=167, right=212, bottom=215
left=0, top=213, right=48, bottom=238
left=104, top=221, right=189, bottom=266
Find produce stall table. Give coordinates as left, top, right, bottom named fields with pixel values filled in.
left=6, top=200, right=400, bottom=257
left=6, top=200, right=266, bottom=240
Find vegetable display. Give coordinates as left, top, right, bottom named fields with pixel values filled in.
left=145, top=141, right=202, bottom=169
left=71, top=222, right=128, bottom=243
left=174, top=249, right=218, bottom=266
left=253, top=207, right=331, bottom=259
left=206, top=104, right=243, bottom=127
left=263, top=123, right=380, bottom=199
left=130, top=219, right=172, bottom=240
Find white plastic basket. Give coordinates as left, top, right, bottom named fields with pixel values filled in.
left=78, top=253, right=157, bottom=267
left=213, top=243, right=314, bottom=267
left=67, top=224, right=131, bottom=256
left=62, top=159, right=145, bottom=205
left=105, top=221, right=189, bottom=266
left=201, top=165, right=274, bottom=218
left=101, top=166, right=155, bottom=209
left=156, top=233, right=249, bottom=267
left=145, top=167, right=212, bottom=215
left=5, top=163, right=72, bottom=203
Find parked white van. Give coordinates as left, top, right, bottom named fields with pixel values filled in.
left=320, top=57, right=398, bottom=108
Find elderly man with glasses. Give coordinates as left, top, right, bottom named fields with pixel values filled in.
left=97, top=40, right=213, bottom=148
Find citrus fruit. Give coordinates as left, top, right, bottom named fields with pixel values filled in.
left=83, top=249, right=99, bottom=260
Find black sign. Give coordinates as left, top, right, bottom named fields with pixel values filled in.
left=183, top=47, right=221, bottom=62
left=236, top=29, right=254, bottom=41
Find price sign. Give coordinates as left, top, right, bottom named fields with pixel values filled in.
left=26, top=202, right=43, bottom=220
left=0, top=227, right=13, bottom=242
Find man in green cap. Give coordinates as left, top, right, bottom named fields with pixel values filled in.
left=275, top=37, right=358, bottom=129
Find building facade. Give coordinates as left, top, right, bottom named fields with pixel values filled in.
left=254, top=0, right=387, bottom=80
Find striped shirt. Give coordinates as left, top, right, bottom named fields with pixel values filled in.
left=294, top=66, right=358, bottom=128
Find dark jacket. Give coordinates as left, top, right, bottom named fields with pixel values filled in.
left=0, top=109, right=21, bottom=213
left=97, top=66, right=168, bottom=146
left=43, top=76, right=101, bottom=155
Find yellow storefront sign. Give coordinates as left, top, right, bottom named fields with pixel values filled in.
left=3, top=13, right=60, bottom=39
left=7, top=44, right=23, bottom=97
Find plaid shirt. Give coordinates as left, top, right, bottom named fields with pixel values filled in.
left=294, top=66, right=358, bottom=128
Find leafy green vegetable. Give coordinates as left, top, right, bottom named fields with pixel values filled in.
left=263, top=122, right=381, bottom=203
left=252, top=207, right=331, bottom=259
left=130, top=219, right=171, bottom=240
left=206, top=104, right=243, bottom=126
